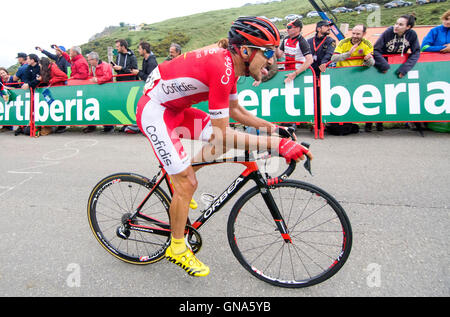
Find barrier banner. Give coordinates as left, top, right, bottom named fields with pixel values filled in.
left=321, top=60, right=450, bottom=124
left=0, top=70, right=317, bottom=127
left=0, top=89, right=31, bottom=126
left=32, top=82, right=144, bottom=127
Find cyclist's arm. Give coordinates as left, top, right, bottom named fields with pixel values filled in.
left=193, top=114, right=310, bottom=164
left=193, top=115, right=280, bottom=163
left=229, top=99, right=276, bottom=134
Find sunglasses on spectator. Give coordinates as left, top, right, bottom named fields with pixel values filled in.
left=246, top=46, right=275, bottom=59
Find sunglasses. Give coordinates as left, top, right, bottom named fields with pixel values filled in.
left=246, top=45, right=275, bottom=59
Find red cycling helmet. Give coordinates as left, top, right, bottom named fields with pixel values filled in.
left=229, top=16, right=281, bottom=48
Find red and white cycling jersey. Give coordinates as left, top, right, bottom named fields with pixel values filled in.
left=143, top=48, right=238, bottom=119
left=137, top=47, right=239, bottom=175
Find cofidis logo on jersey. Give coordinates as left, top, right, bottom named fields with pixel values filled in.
left=221, top=56, right=233, bottom=85
left=161, top=82, right=197, bottom=95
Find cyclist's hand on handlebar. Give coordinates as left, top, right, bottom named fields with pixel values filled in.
left=278, top=139, right=313, bottom=164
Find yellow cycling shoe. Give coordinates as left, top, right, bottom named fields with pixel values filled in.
left=165, top=247, right=210, bottom=277
left=189, top=199, right=198, bottom=210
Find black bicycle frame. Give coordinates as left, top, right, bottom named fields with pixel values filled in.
left=127, top=154, right=294, bottom=243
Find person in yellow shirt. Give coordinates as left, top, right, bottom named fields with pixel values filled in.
left=331, top=24, right=375, bottom=67
left=331, top=24, right=380, bottom=132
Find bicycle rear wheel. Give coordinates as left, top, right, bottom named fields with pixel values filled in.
left=87, top=173, right=171, bottom=265
left=227, top=180, right=352, bottom=288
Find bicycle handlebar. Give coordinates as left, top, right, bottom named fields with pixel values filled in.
left=273, top=127, right=313, bottom=179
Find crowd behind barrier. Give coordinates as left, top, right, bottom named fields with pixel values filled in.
left=1, top=11, right=450, bottom=139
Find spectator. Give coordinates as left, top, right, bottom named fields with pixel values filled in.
left=307, top=20, right=336, bottom=131
left=0, top=74, right=7, bottom=102
left=421, top=10, right=450, bottom=53
left=37, top=57, right=68, bottom=87
left=12, top=54, right=40, bottom=136
left=0, top=74, right=13, bottom=130
left=13, top=52, right=31, bottom=84
left=37, top=57, right=69, bottom=135
left=373, top=15, right=421, bottom=132
left=373, top=15, right=420, bottom=77
left=123, top=42, right=159, bottom=135
left=87, top=52, right=113, bottom=84
left=331, top=24, right=375, bottom=68
left=84, top=52, right=114, bottom=134
left=308, top=20, right=336, bottom=75
left=36, top=45, right=71, bottom=74
left=0, top=75, right=11, bottom=131
left=275, top=18, right=313, bottom=84
left=60, top=46, right=89, bottom=80
left=330, top=25, right=375, bottom=134
left=166, top=43, right=182, bottom=61
left=33, top=57, right=68, bottom=136
left=0, top=67, right=19, bottom=88
left=0, top=69, right=15, bottom=132
left=22, top=54, right=41, bottom=90
left=132, top=41, right=158, bottom=81
left=113, top=39, right=138, bottom=81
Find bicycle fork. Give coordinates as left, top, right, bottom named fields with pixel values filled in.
left=255, top=173, right=292, bottom=244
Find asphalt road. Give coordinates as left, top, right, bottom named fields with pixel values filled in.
left=0, top=127, right=449, bottom=298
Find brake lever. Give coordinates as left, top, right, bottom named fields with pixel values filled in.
left=301, top=142, right=313, bottom=176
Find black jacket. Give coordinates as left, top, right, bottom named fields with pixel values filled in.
left=115, top=49, right=138, bottom=81
left=26, top=64, right=41, bottom=89
left=42, top=50, right=71, bottom=74
left=374, top=26, right=421, bottom=75
left=138, top=53, right=158, bottom=81
left=307, top=35, right=336, bottom=75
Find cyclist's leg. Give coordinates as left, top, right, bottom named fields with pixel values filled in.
left=166, top=166, right=209, bottom=277
left=136, top=97, right=209, bottom=276
left=168, top=167, right=197, bottom=240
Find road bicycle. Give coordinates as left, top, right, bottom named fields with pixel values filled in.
left=87, top=129, right=352, bottom=288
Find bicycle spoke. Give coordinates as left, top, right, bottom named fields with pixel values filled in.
left=229, top=181, right=352, bottom=288
left=88, top=175, right=172, bottom=264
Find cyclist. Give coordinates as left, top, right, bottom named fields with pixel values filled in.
left=136, top=16, right=313, bottom=277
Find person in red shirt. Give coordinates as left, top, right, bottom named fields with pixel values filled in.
left=34, top=57, right=68, bottom=135
left=87, top=52, right=113, bottom=84
left=58, top=46, right=89, bottom=80
left=136, top=16, right=313, bottom=277
left=83, top=52, right=114, bottom=133
left=37, top=57, right=68, bottom=87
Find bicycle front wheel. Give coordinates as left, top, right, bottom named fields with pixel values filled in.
left=227, top=180, right=352, bottom=288
left=88, top=173, right=171, bottom=265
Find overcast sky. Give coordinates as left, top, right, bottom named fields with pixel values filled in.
left=1, top=0, right=262, bottom=68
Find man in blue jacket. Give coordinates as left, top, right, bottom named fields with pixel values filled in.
left=421, top=10, right=450, bottom=53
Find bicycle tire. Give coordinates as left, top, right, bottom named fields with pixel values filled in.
left=227, top=180, right=352, bottom=288
left=87, top=173, right=172, bottom=265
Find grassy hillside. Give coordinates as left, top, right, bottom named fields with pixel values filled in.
left=80, top=0, right=341, bottom=63
left=79, top=0, right=447, bottom=66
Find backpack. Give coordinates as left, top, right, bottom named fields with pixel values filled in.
left=326, top=123, right=359, bottom=136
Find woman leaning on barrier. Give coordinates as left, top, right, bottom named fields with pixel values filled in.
left=373, top=14, right=421, bottom=79
left=373, top=14, right=423, bottom=132
left=35, top=57, right=68, bottom=136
